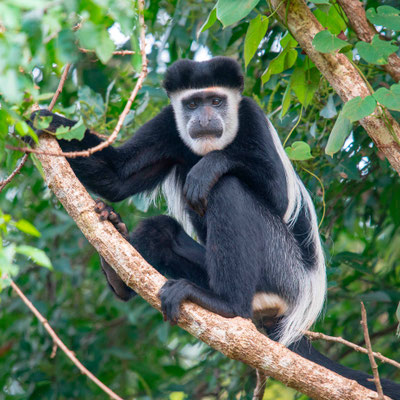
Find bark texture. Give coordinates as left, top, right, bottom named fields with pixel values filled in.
left=35, top=134, right=389, bottom=400
left=270, top=0, right=400, bottom=175
left=337, top=0, right=400, bottom=82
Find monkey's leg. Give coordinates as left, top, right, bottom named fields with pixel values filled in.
left=95, top=200, right=209, bottom=300
left=160, top=176, right=260, bottom=323
left=129, top=215, right=208, bottom=287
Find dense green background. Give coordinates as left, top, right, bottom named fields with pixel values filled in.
left=0, top=0, right=399, bottom=399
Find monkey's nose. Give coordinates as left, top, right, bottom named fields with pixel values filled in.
left=198, top=106, right=214, bottom=127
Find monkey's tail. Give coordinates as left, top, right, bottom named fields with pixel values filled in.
left=288, top=336, right=400, bottom=399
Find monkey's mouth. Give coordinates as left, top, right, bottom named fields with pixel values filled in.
left=189, top=129, right=223, bottom=140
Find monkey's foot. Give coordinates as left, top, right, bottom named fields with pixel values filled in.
left=94, top=199, right=129, bottom=239
left=159, top=279, right=193, bottom=325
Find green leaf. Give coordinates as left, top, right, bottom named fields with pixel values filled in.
left=198, top=7, right=217, bottom=36
left=55, top=118, right=86, bottom=141
left=261, top=47, right=297, bottom=84
left=280, top=32, right=297, bottom=48
left=325, top=111, right=352, bottom=156
left=312, top=30, right=349, bottom=53
left=355, top=35, right=398, bottom=65
left=244, top=14, right=269, bottom=67
left=95, top=30, right=115, bottom=64
left=216, top=0, right=260, bottom=27
left=280, top=83, right=292, bottom=118
left=0, top=69, right=23, bottom=103
left=373, top=84, right=400, bottom=111
left=285, top=141, right=313, bottom=160
left=77, top=22, right=99, bottom=50
left=14, top=219, right=41, bottom=237
left=16, top=245, right=52, bottom=269
left=366, top=6, right=400, bottom=31
left=341, top=96, right=376, bottom=122
left=169, top=392, right=186, bottom=400
left=130, top=34, right=142, bottom=73
left=58, top=29, right=79, bottom=63
left=290, top=67, right=320, bottom=107
left=5, top=0, right=50, bottom=9
left=33, top=115, right=52, bottom=130
left=309, top=0, right=330, bottom=3
left=313, top=6, right=346, bottom=34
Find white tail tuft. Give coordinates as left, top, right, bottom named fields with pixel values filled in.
left=267, top=118, right=326, bottom=347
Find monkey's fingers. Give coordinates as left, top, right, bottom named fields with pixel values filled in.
left=94, top=198, right=107, bottom=213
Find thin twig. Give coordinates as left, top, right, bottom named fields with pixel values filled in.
left=253, top=369, right=268, bottom=400
left=340, top=323, right=398, bottom=360
left=360, top=302, right=385, bottom=399
left=8, top=0, right=148, bottom=159
left=0, top=153, right=29, bottom=193
left=48, top=64, right=71, bottom=111
left=10, top=280, right=123, bottom=400
left=305, top=330, right=400, bottom=369
left=79, top=48, right=136, bottom=55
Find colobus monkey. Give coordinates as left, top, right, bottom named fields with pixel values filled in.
left=31, top=57, right=400, bottom=398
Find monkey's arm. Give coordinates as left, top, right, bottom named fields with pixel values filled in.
left=183, top=150, right=241, bottom=216
left=30, top=108, right=183, bottom=202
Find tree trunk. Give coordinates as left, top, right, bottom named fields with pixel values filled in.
left=270, top=0, right=400, bottom=175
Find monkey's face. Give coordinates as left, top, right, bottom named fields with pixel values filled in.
left=170, top=87, right=241, bottom=155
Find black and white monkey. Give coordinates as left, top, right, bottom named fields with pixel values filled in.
left=31, top=57, right=400, bottom=398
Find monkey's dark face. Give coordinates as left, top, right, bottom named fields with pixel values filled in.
left=182, top=91, right=225, bottom=140
left=170, top=87, right=241, bottom=155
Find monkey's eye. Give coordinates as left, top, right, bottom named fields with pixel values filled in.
left=187, top=101, right=198, bottom=110
left=211, top=98, right=222, bottom=106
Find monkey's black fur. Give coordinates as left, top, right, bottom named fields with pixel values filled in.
left=30, top=56, right=400, bottom=399
left=163, top=57, right=244, bottom=94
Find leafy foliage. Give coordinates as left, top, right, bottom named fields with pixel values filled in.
left=373, top=84, right=400, bottom=111
left=312, top=30, right=349, bottom=54
left=355, top=35, right=398, bottom=65
left=1, top=0, right=400, bottom=399
left=244, top=14, right=269, bottom=67
left=366, top=5, right=400, bottom=31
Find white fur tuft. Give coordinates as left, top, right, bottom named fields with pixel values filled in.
left=266, top=118, right=326, bottom=347
left=162, top=166, right=194, bottom=235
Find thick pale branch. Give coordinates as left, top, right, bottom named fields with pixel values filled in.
left=270, top=0, right=400, bottom=174
left=34, top=135, right=388, bottom=400
left=336, top=0, right=400, bottom=82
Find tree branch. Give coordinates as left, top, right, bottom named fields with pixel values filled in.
left=361, top=302, right=385, bottom=400
left=32, top=136, right=390, bottom=400
left=7, top=0, right=147, bottom=159
left=306, top=330, right=400, bottom=369
left=270, top=0, right=400, bottom=175
left=9, top=280, right=123, bottom=400
left=0, top=153, right=29, bottom=193
left=336, top=0, right=400, bottom=82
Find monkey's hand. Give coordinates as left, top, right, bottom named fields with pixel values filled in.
left=28, top=109, right=77, bottom=139
left=183, top=165, right=212, bottom=217
left=94, top=199, right=129, bottom=240
left=94, top=199, right=136, bottom=301
left=184, top=151, right=236, bottom=217
left=159, top=279, right=194, bottom=324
